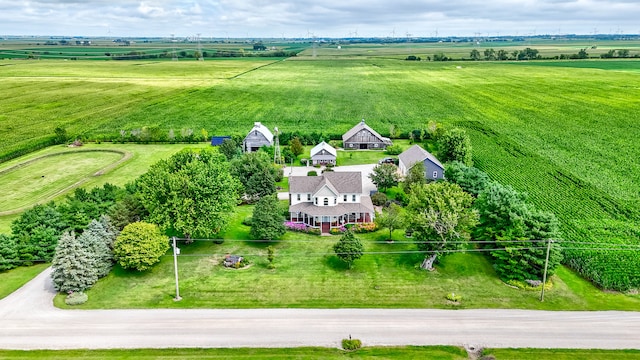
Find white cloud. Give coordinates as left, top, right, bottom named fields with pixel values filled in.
left=0, top=0, right=638, bottom=37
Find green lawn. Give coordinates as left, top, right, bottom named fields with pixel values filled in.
left=0, top=150, right=123, bottom=214
left=482, top=348, right=640, bottom=360
left=54, top=205, right=640, bottom=310
left=0, top=263, right=49, bottom=299
left=0, top=346, right=468, bottom=360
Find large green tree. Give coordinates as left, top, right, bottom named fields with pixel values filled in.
left=113, top=222, right=168, bottom=271
left=137, top=148, right=241, bottom=239
left=407, top=182, right=478, bottom=270
left=474, top=182, right=563, bottom=281
left=369, top=163, right=400, bottom=192
left=333, top=229, right=364, bottom=269
left=250, top=195, right=285, bottom=241
left=438, top=128, right=473, bottom=166
left=219, top=138, right=242, bottom=161
left=231, top=151, right=278, bottom=202
left=51, top=232, right=97, bottom=292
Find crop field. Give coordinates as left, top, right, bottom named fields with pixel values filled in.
left=1, top=43, right=639, bottom=290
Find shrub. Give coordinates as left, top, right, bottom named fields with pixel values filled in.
left=371, top=192, right=388, bottom=206
left=329, top=226, right=347, bottom=235
left=446, top=292, right=462, bottom=302
left=384, top=144, right=403, bottom=155
left=242, top=217, right=253, bottom=226
left=307, top=170, right=317, bottom=176
left=65, top=291, right=88, bottom=306
left=341, top=338, right=362, bottom=351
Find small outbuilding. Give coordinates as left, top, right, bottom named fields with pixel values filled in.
left=310, top=141, right=337, bottom=165
left=342, top=119, right=392, bottom=150
left=398, top=145, right=445, bottom=180
left=210, top=136, right=231, bottom=146
left=243, top=122, right=274, bottom=153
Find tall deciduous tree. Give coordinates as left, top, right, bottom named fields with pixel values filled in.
left=250, top=195, right=285, bottom=241
left=113, top=222, right=168, bottom=271
left=475, top=182, right=563, bottom=281
left=51, top=232, right=97, bottom=292
left=369, top=163, right=400, bottom=192
left=438, top=128, right=473, bottom=166
left=333, top=229, right=364, bottom=269
left=137, top=149, right=240, bottom=239
left=402, top=162, right=426, bottom=194
left=231, top=151, right=278, bottom=202
left=407, top=182, right=478, bottom=270
left=374, top=203, right=406, bottom=241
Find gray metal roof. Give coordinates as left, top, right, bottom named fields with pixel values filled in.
left=246, top=122, right=274, bottom=143
left=289, top=172, right=363, bottom=194
left=289, top=196, right=375, bottom=216
left=341, top=119, right=391, bottom=144
left=310, top=141, right=337, bottom=158
left=398, top=145, right=444, bottom=170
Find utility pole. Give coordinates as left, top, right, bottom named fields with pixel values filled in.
left=540, top=239, right=552, bottom=302
left=172, top=236, right=182, bottom=301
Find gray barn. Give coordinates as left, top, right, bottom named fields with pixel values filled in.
left=243, top=122, right=274, bottom=153
left=342, top=119, right=392, bottom=150
left=398, top=145, right=445, bottom=181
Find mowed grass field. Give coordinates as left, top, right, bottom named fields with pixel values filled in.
left=1, top=50, right=639, bottom=289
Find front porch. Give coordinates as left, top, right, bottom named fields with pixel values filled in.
left=289, top=212, right=372, bottom=233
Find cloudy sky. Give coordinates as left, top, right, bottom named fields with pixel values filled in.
left=0, top=0, right=638, bottom=38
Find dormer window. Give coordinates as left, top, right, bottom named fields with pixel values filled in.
left=297, top=194, right=301, bottom=201
left=343, top=195, right=347, bottom=201
left=307, top=194, right=311, bottom=201
left=315, top=198, right=318, bottom=205
left=324, top=198, right=329, bottom=206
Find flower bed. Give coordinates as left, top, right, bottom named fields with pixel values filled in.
left=284, top=221, right=321, bottom=235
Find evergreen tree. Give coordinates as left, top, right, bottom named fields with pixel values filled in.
left=51, top=232, right=98, bottom=292
left=78, top=218, right=116, bottom=278
left=333, top=230, right=364, bottom=269
left=0, top=234, right=19, bottom=271
left=250, top=195, right=285, bottom=241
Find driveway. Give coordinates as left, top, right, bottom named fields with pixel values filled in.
left=278, top=164, right=377, bottom=200
left=1, top=268, right=640, bottom=350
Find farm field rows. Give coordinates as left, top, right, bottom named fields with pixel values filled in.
left=1, top=54, right=639, bottom=290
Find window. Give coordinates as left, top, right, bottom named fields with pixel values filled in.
left=307, top=194, right=311, bottom=201
left=352, top=195, right=356, bottom=202
left=315, top=198, right=318, bottom=205
left=433, top=171, right=438, bottom=178
left=374, top=143, right=379, bottom=148
left=324, top=198, right=329, bottom=206
left=343, top=195, right=347, bottom=201
left=297, top=194, right=300, bottom=201
left=349, top=143, right=354, bottom=148
left=334, top=198, right=337, bottom=204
